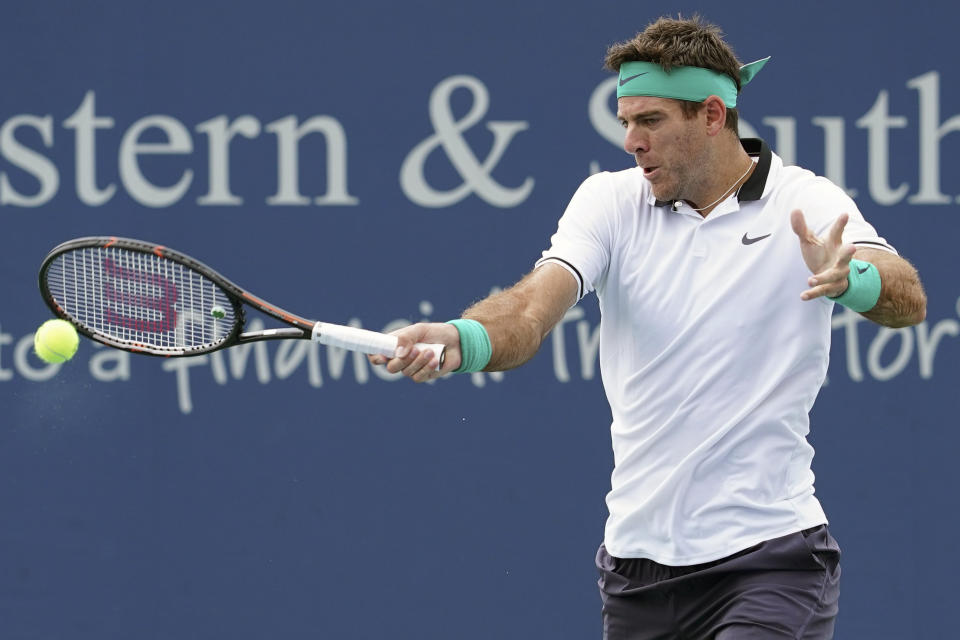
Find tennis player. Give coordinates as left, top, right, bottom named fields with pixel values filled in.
left=373, top=16, right=926, bottom=639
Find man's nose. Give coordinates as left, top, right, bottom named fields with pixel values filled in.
left=623, top=126, right=648, bottom=155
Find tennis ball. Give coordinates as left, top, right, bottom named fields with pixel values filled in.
left=34, top=319, right=79, bottom=364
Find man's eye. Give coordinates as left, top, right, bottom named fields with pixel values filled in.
left=619, top=120, right=628, bottom=129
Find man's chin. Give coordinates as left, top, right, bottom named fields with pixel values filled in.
left=649, top=185, right=678, bottom=203
left=642, top=173, right=676, bottom=201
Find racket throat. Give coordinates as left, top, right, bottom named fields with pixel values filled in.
left=238, top=327, right=305, bottom=342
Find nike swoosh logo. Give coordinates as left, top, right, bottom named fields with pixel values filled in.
left=741, top=232, right=771, bottom=245
left=619, top=72, right=649, bottom=87
left=856, top=265, right=869, bottom=274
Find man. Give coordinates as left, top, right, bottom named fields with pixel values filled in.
left=372, top=16, right=926, bottom=640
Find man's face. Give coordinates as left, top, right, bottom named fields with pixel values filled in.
left=617, top=96, right=709, bottom=203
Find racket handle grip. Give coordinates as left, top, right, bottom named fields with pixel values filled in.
left=311, top=323, right=445, bottom=369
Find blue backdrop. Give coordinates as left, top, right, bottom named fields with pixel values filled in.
left=2, top=2, right=957, bottom=638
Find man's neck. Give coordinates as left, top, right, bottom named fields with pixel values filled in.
left=687, top=141, right=755, bottom=218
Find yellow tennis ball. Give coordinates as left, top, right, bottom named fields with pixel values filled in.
left=34, top=319, right=80, bottom=364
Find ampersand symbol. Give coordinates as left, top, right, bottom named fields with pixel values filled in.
left=401, top=75, right=534, bottom=208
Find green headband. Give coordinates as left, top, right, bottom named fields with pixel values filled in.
left=616, top=57, right=770, bottom=107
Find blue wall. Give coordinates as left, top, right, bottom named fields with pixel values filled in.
left=2, top=2, right=957, bottom=638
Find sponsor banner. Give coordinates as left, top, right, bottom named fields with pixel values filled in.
left=1, top=2, right=957, bottom=639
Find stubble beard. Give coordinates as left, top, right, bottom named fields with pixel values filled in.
left=649, top=166, right=686, bottom=204
left=656, top=148, right=713, bottom=207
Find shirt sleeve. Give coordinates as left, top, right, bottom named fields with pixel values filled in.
left=534, top=172, right=617, bottom=301
left=801, top=177, right=898, bottom=255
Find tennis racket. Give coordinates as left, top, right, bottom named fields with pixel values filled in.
left=38, top=236, right=445, bottom=366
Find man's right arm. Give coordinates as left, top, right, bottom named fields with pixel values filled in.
left=377, top=263, right=579, bottom=382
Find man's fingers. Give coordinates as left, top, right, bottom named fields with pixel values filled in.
left=385, top=347, right=419, bottom=374
left=402, top=349, right=440, bottom=383
left=368, top=322, right=458, bottom=383
left=376, top=324, right=428, bottom=371
left=801, top=282, right=845, bottom=301
left=828, top=213, right=849, bottom=247
left=790, top=209, right=809, bottom=239
left=802, top=263, right=852, bottom=300
left=807, top=270, right=842, bottom=289
left=394, top=340, right=412, bottom=359
left=790, top=209, right=822, bottom=246
left=822, top=243, right=856, bottom=271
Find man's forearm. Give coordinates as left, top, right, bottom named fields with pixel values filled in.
left=461, top=264, right=578, bottom=371
left=857, top=249, right=926, bottom=328
left=462, top=289, right=544, bottom=371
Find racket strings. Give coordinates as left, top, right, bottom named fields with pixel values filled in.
left=45, top=247, right=237, bottom=351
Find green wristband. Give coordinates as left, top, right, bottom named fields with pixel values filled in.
left=446, top=319, right=492, bottom=373
left=829, top=259, right=881, bottom=312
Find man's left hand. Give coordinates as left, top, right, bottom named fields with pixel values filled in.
left=790, top=209, right=857, bottom=301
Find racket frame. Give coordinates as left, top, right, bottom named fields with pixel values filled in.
left=38, top=236, right=414, bottom=360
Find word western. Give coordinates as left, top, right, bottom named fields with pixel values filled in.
left=2, top=70, right=959, bottom=209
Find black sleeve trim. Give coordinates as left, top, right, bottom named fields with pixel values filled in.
left=852, top=240, right=897, bottom=253
left=538, top=256, right=585, bottom=300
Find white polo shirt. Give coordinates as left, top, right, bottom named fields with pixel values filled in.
left=537, top=139, right=896, bottom=565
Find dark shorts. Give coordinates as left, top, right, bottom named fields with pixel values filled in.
left=596, top=526, right=841, bottom=639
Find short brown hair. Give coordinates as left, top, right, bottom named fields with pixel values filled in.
left=604, top=15, right=742, bottom=133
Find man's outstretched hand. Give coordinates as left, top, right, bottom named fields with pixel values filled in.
left=790, top=209, right=857, bottom=301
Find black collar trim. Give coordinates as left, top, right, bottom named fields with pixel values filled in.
left=654, top=137, right=772, bottom=208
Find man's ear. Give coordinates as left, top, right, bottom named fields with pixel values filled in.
left=702, top=95, right=727, bottom=137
